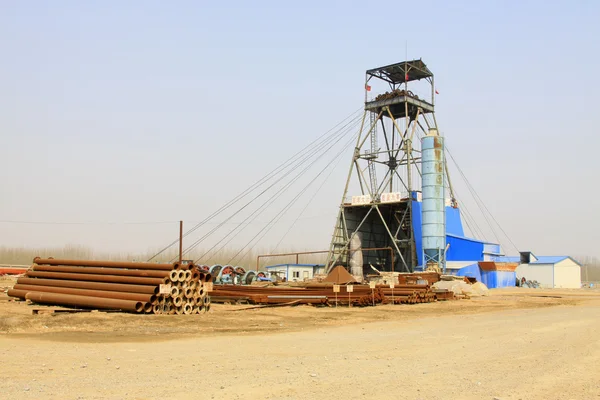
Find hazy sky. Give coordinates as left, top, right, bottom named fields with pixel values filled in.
left=1, top=1, right=598, bottom=260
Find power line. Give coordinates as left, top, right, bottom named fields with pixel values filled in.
left=0, top=220, right=177, bottom=225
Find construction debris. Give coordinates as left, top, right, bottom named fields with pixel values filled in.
left=7, top=257, right=212, bottom=314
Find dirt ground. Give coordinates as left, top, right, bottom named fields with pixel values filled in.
left=1, top=276, right=600, bottom=399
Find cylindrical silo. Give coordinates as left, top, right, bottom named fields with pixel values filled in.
left=421, top=129, right=446, bottom=272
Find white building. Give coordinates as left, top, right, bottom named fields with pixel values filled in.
left=516, top=254, right=581, bottom=289
left=265, top=264, right=325, bottom=282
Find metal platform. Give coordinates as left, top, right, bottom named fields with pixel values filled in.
left=365, top=95, right=434, bottom=119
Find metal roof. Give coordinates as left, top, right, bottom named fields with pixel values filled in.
left=494, top=256, right=521, bottom=263
left=529, top=256, right=572, bottom=265
left=366, top=59, right=433, bottom=85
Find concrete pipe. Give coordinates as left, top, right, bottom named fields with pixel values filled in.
left=16, top=277, right=159, bottom=294
left=33, top=257, right=173, bottom=271
left=13, top=284, right=156, bottom=303
left=26, top=271, right=165, bottom=286
left=25, top=291, right=143, bottom=313
left=183, top=303, right=193, bottom=315
left=32, top=265, right=170, bottom=278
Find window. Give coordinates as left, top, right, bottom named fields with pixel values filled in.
left=292, top=271, right=300, bottom=278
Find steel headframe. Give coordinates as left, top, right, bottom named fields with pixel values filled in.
left=325, top=59, right=455, bottom=274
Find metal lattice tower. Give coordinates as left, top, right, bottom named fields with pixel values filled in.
left=325, top=59, right=454, bottom=274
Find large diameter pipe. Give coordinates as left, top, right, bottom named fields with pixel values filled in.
left=25, top=292, right=144, bottom=312
left=13, top=284, right=156, bottom=303
left=32, top=265, right=170, bottom=278
left=26, top=271, right=165, bottom=285
left=16, top=277, right=159, bottom=294
left=7, top=289, right=29, bottom=299
left=33, top=257, right=174, bottom=271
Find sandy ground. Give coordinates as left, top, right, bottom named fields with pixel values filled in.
left=1, top=277, right=600, bottom=399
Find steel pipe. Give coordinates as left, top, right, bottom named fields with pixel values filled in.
left=169, top=270, right=179, bottom=281
left=33, top=257, right=173, bottom=271
left=16, top=277, right=159, bottom=294
left=26, top=271, right=165, bottom=286
left=13, top=284, right=156, bottom=302
left=32, top=265, right=170, bottom=278
left=25, top=291, right=144, bottom=312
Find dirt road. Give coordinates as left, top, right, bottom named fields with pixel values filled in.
left=1, top=288, right=599, bottom=399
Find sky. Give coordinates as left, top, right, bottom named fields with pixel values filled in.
left=1, top=1, right=599, bottom=260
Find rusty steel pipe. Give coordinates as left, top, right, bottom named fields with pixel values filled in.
left=191, top=271, right=200, bottom=281
left=169, top=270, right=178, bottom=281
left=26, top=271, right=166, bottom=286
left=177, top=270, right=185, bottom=282
left=143, top=302, right=153, bottom=313
left=7, top=289, right=30, bottom=299
left=16, top=277, right=159, bottom=294
left=25, top=291, right=143, bottom=312
left=203, top=273, right=212, bottom=283
left=33, top=257, right=174, bottom=271
left=31, top=265, right=170, bottom=278
left=13, top=284, right=156, bottom=303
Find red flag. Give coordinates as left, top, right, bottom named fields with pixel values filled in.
left=435, top=89, right=439, bottom=94
left=405, top=73, right=409, bottom=81
left=365, top=84, right=371, bottom=91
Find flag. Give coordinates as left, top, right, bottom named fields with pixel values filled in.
left=365, top=84, right=371, bottom=91
left=405, top=73, right=409, bottom=81
left=435, top=89, right=439, bottom=95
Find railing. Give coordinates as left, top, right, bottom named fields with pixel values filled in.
left=255, top=247, right=394, bottom=272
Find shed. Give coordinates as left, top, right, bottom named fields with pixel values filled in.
left=516, top=255, right=581, bottom=289
left=265, top=264, right=325, bottom=282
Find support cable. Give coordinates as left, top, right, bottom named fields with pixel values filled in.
left=181, top=115, right=362, bottom=261
left=148, top=107, right=363, bottom=261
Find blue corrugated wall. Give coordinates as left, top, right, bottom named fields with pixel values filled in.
left=481, top=271, right=516, bottom=288
left=412, top=199, right=467, bottom=266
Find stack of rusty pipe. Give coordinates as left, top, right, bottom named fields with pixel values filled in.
left=209, top=282, right=449, bottom=306
left=7, top=257, right=212, bottom=314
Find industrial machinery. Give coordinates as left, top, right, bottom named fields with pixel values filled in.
left=325, top=60, right=453, bottom=274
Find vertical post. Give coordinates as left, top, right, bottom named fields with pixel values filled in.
left=179, top=220, right=183, bottom=264
left=296, top=253, right=299, bottom=265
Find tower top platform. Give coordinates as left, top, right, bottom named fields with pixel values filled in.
left=366, top=59, right=433, bottom=85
